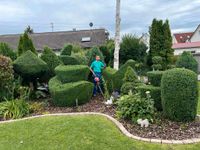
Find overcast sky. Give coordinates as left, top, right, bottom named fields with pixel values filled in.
left=0, top=0, right=200, bottom=37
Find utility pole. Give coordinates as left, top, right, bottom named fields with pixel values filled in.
left=50, top=22, right=54, bottom=32
left=114, top=0, right=121, bottom=70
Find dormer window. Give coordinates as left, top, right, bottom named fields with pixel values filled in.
left=81, top=37, right=91, bottom=42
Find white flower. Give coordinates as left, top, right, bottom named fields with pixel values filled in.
left=145, top=91, right=150, bottom=94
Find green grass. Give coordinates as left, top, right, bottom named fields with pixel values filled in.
left=0, top=115, right=200, bottom=150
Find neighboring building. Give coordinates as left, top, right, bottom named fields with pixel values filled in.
left=172, top=24, right=200, bottom=73
left=0, top=28, right=109, bottom=53
left=172, top=24, right=200, bottom=55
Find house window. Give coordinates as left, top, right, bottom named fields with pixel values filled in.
left=81, top=37, right=91, bottom=42
left=191, top=51, right=196, bottom=54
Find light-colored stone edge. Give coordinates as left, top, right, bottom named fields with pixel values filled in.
left=0, top=112, right=199, bottom=145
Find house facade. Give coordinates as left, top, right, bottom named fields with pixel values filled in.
left=0, top=28, right=109, bottom=54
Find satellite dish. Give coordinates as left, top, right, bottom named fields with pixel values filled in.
left=89, top=22, right=93, bottom=28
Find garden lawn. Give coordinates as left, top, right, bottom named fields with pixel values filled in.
left=0, top=115, right=200, bottom=150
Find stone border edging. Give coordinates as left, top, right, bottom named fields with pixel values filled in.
left=0, top=112, right=200, bottom=145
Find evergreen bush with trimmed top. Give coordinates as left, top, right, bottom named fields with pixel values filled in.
left=103, top=67, right=117, bottom=93
left=55, top=65, right=90, bottom=83
left=61, top=44, right=73, bottom=56
left=59, top=55, right=79, bottom=65
left=49, top=77, right=93, bottom=107
left=147, top=71, right=164, bottom=86
left=0, top=43, right=17, bottom=60
left=161, top=68, right=198, bottom=122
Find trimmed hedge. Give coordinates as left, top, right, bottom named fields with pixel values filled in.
left=113, top=59, right=136, bottom=90
left=49, top=77, right=93, bottom=107
left=59, top=55, right=79, bottom=65
left=147, top=71, right=164, bottom=86
left=161, top=68, right=198, bottom=122
left=55, top=65, right=90, bottom=83
left=103, top=67, right=117, bottom=93
left=137, top=85, right=161, bottom=111
left=61, top=44, right=72, bottom=56
left=13, top=51, right=48, bottom=81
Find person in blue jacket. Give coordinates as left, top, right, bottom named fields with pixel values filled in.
left=90, top=55, right=105, bottom=96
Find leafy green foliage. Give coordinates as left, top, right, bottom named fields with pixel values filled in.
left=0, top=99, right=29, bottom=120
left=120, top=34, right=147, bottom=64
left=103, top=67, right=117, bottom=93
left=120, top=66, right=140, bottom=95
left=13, top=51, right=48, bottom=84
left=147, top=71, right=164, bottom=86
left=99, top=45, right=111, bottom=65
left=0, top=55, right=14, bottom=101
left=117, top=92, right=155, bottom=123
left=72, top=52, right=88, bottom=65
left=152, top=56, right=162, bottom=70
left=17, top=32, right=37, bottom=56
left=86, top=47, right=104, bottom=65
left=161, top=68, right=198, bottom=122
left=147, top=19, right=174, bottom=69
left=49, top=77, right=93, bottom=107
left=0, top=43, right=17, bottom=60
left=61, top=44, right=73, bottom=56
left=138, top=85, right=162, bottom=111
left=59, top=55, right=79, bottom=65
left=40, top=47, right=61, bottom=79
left=176, top=51, right=198, bottom=73
left=55, top=65, right=90, bottom=83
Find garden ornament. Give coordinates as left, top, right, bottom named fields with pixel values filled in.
left=137, top=119, right=149, bottom=128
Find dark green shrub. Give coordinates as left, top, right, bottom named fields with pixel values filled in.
left=113, top=59, right=136, bottom=90
left=86, top=47, right=104, bottom=65
left=103, top=67, right=116, bottom=93
left=72, top=53, right=88, bottom=65
left=120, top=66, right=140, bottom=95
left=61, top=44, right=72, bottom=56
left=40, top=47, right=61, bottom=79
left=117, top=92, right=154, bottom=123
left=55, top=65, right=90, bottom=83
left=137, top=85, right=161, bottom=111
left=59, top=55, right=79, bottom=65
left=0, top=55, right=14, bottom=101
left=0, top=43, right=17, bottom=60
left=17, top=32, right=37, bottom=56
left=152, top=56, right=162, bottom=70
left=49, top=77, right=93, bottom=107
left=161, top=68, right=198, bottom=122
left=176, top=51, right=198, bottom=73
left=147, top=71, right=164, bottom=86
left=13, top=51, right=48, bottom=87
left=99, top=45, right=111, bottom=65
left=0, top=99, right=30, bottom=119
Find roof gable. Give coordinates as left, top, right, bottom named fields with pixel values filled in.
left=174, top=32, right=193, bottom=43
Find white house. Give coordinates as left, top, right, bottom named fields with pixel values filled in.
left=172, top=24, right=200, bottom=55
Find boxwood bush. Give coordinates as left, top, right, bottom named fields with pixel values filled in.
left=55, top=65, right=90, bottom=83
left=161, top=68, right=198, bottom=122
left=147, top=71, right=164, bottom=86
left=137, top=85, right=161, bottom=111
left=49, top=77, right=93, bottom=107
left=103, top=67, right=117, bottom=93
left=112, top=59, right=136, bottom=91
left=59, top=55, right=79, bottom=65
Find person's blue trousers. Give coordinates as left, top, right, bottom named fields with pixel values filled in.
left=93, top=72, right=102, bottom=96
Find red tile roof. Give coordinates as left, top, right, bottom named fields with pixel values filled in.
left=172, top=41, right=200, bottom=49
left=174, top=32, right=193, bottom=43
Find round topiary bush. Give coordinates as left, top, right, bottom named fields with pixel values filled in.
left=55, top=65, right=90, bottom=83
left=60, top=44, right=73, bottom=56
left=59, top=55, right=79, bottom=65
left=161, top=68, right=198, bottom=122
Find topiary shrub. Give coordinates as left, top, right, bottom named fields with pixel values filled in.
left=152, top=56, right=162, bottom=70
left=137, top=85, right=161, bottom=111
left=40, top=47, right=61, bottom=80
left=59, top=55, right=79, bottom=65
left=60, top=44, right=73, bottom=56
left=55, top=65, right=90, bottom=83
left=0, top=55, right=14, bottom=101
left=86, top=47, right=104, bottom=65
left=72, top=52, right=88, bottom=65
left=49, top=77, right=93, bottom=107
left=0, top=43, right=17, bottom=60
left=103, top=67, right=117, bottom=93
left=161, top=68, right=198, bottom=122
left=176, top=51, right=198, bottom=73
left=112, top=59, right=136, bottom=91
left=13, top=51, right=48, bottom=89
left=120, top=66, right=141, bottom=95
left=147, top=71, right=164, bottom=86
